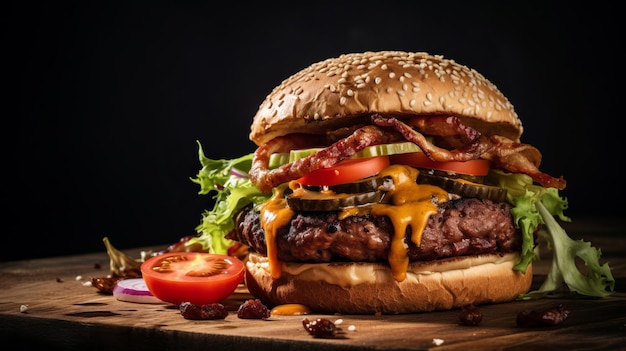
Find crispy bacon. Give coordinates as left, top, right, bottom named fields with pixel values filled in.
left=249, top=125, right=399, bottom=193
left=248, top=114, right=566, bottom=193
left=485, top=136, right=566, bottom=189
left=372, top=115, right=492, bottom=161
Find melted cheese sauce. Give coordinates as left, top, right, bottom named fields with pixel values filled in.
left=259, top=164, right=448, bottom=282
left=270, top=303, right=312, bottom=315
left=259, top=188, right=293, bottom=278
left=287, top=186, right=353, bottom=200
left=371, top=165, right=448, bottom=281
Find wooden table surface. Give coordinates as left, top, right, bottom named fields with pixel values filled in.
left=1, top=216, right=624, bottom=351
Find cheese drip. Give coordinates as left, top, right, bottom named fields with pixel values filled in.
left=371, top=165, right=448, bottom=282
left=259, top=165, right=448, bottom=282
left=259, top=187, right=294, bottom=278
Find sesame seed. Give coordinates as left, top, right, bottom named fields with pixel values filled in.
left=347, top=89, right=354, bottom=97
left=340, top=96, right=347, bottom=105
left=389, top=72, right=396, bottom=78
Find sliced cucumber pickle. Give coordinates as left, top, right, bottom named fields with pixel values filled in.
left=267, top=142, right=425, bottom=169
left=418, top=168, right=485, bottom=183
left=285, top=189, right=386, bottom=212
left=268, top=153, right=290, bottom=169
left=302, top=175, right=383, bottom=194
left=416, top=173, right=507, bottom=202
left=289, top=148, right=323, bottom=162
left=352, top=142, right=421, bottom=158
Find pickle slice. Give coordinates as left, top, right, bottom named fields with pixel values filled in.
left=284, top=142, right=423, bottom=165
left=417, top=173, right=508, bottom=203
left=285, top=190, right=386, bottom=212
left=302, top=176, right=383, bottom=194
left=268, top=153, right=290, bottom=169
left=352, top=141, right=421, bottom=158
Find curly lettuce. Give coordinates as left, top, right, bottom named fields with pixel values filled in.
left=487, top=170, right=615, bottom=299
left=188, top=141, right=270, bottom=254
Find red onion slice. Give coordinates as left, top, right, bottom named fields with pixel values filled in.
left=113, top=278, right=164, bottom=304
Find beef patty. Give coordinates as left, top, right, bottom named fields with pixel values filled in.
left=227, top=197, right=520, bottom=263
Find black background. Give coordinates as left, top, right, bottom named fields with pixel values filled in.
left=6, top=2, right=622, bottom=262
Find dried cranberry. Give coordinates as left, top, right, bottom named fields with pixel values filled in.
left=237, top=299, right=271, bottom=319
left=458, top=304, right=483, bottom=326
left=179, top=302, right=228, bottom=320
left=302, top=318, right=337, bottom=338
left=516, top=304, right=570, bottom=327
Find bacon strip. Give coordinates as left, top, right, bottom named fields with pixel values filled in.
left=372, top=115, right=492, bottom=161
left=249, top=125, right=399, bottom=193
left=249, top=114, right=566, bottom=192
left=486, top=136, right=567, bottom=189
left=372, top=115, right=566, bottom=189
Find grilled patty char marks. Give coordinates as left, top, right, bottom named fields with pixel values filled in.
left=228, top=198, right=520, bottom=263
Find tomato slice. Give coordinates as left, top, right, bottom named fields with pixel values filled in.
left=141, top=252, right=245, bottom=306
left=297, top=156, right=390, bottom=186
left=390, top=152, right=490, bottom=176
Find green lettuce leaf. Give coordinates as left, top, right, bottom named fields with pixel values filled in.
left=188, top=141, right=270, bottom=254
left=522, top=201, right=615, bottom=298
left=487, top=170, right=615, bottom=299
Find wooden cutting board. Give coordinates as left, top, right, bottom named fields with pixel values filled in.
left=1, top=218, right=625, bottom=350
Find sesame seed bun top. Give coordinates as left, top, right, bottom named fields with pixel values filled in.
left=250, top=51, right=523, bottom=146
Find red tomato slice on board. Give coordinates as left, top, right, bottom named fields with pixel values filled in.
left=297, top=156, right=390, bottom=186
left=390, top=152, right=490, bottom=176
left=141, top=252, right=245, bottom=306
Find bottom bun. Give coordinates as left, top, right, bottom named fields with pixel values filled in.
left=244, top=252, right=533, bottom=314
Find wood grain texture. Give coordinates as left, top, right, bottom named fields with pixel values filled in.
left=1, top=217, right=624, bottom=351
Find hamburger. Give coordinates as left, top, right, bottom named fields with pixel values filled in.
left=190, top=51, right=614, bottom=314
